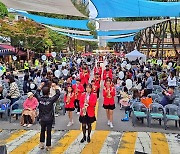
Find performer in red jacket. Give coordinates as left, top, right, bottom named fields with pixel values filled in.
left=64, top=85, right=75, bottom=127
left=93, top=73, right=101, bottom=98
left=94, top=62, right=102, bottom=77
left=72, top=79, right=84, bottom=114
left=91, top=80, right=98, bottom=94
left=103, top=78, right=115, bottom=128
left=79, top=84, right=97, bottom=143
left=80, top=67, right=90, bottom=89
left=103, top=65, right=113, bottom=81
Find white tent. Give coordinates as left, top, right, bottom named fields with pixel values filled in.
left=125, top=50, right=146, bottom=62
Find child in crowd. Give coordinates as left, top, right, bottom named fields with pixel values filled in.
left=64, top=85, right=75, bottom=127
left=121, top=89, right=140, bottom=121
left=119, top=86, right=130, bottom=109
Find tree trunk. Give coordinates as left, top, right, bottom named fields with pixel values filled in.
left=161, top=21, right=168, bottom=59
left=169, top=20, right=179, bottom=75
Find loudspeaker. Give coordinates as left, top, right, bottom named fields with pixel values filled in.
left=0, top=145, right=7, bottom=154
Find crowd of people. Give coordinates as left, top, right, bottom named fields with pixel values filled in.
left=0, top=53, right=179, bottom=150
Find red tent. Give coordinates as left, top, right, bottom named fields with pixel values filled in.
left=0, top=44, right=26, bottom=56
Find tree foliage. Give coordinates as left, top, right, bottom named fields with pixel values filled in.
left=0, top=18, right=68, bottom=52
left=0, top=2, right=8, bottom=19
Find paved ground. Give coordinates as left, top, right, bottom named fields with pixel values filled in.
left=0, top=129, right=180, bottom=154
left=0, top=61, right=180, bottom=153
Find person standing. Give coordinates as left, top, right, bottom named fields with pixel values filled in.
left=145, top=71, right=153, bottom=95
left=79, top=84, right=97, bottom=143
left=167, top=71, right=176, bottom=87
left=80, top=67, right=90, bottom=89
left=24, top=61, right=29, bottom=73
left=93, top=73, right=101, bottom=99
left=35, top=83, right=60, bottom=151
left=94, top=62, right=102, bottom=78
left=64, top=85, right=75, bottom=127
left=73, top=79, right=84, bottom=115
left=6, top=75, right=20, bottom=109
left=103, top=65, right=113, bottom=81
left=103, top=78, right=115, bottom=128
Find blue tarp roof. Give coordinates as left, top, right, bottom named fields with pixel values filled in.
left=18, top=12, right=89, bottom=30
left=97, top=29, right=140, bottom=36
left=91, top=0, right=180, bottom=18
left=106, top=35, right=135, bottom=42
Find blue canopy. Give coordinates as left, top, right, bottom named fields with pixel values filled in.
left=97, top=29, right=140, bottom=36
left=18, top=12, right=89, bottom=30
left=106, top=35, right=134, bottom=42
left=91, top=0, right=180, bottom=18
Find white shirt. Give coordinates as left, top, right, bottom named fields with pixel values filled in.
left=167, top=76, right=176, bottom=87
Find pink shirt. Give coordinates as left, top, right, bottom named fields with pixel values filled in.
left=23, top=97, right=38, bottom=110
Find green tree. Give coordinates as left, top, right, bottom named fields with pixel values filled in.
left=48, top=30, right=68, bottom=51
left=0, top=2, right=8, bottom=19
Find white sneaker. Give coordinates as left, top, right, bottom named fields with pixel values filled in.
left=77, top=112, right=80, bottom=115
left=110, top=122, right=114, bottom=128
left=107, top=120, right=110, bottom=126
left=23, top=124, right=28, bottom=127
left=67, top=122, right=73, bottom=127
left=27, top=124, right=33, bottom=128
left=71, top=120, right=74, bottom=124
left=55, top=114, right=59, bottom=117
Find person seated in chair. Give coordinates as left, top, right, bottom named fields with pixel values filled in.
left=0, top=84, right=4, bottom=99
left=21, top=92, right=38, bottom=128
left=160, top=86, right=175, bottom=107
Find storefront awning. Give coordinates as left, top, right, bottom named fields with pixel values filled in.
left=0, top=44, right=26, bottom=56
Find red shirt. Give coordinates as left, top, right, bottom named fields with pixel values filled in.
left=80, top=72, right=90, bottom=85
left=79, top=92, right=97, bottom=117
left=103, top=69, right=113, bottom=80
left=94, top=67, right=102, bottom=76
left=103, top=86, right=115, bottom=105
left=64, top=92, right=75, bottom=109
left=72, top=84, right=84, bottom=100
left=126, top=72, right=133, bottom=79
left=93, top=77, right=101, bottom=89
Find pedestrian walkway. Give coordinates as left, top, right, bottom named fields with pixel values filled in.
left=0, top=129, right=179, bottom=154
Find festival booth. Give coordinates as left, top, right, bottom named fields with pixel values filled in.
left=125, top=50, right=146, bottom=62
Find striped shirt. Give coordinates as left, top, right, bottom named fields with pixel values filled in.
left=9, top=82, right=20, bottom=98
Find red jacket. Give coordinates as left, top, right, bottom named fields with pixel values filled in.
left=80, top=92, right=97, bottom=117
left=103, top=69, right=113, bottom=80
left=80, top=72, right=90, bottom=85
left=103, top=86, right=115, bottom=105
left=93, top=77, right=101, bottom=89
left=64, top=92, right=75, bottom=109
left=94, top=67, right=102, bottom=76
left=72, top=84, right=84, bottom=100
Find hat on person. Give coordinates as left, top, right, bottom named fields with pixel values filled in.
left=27, top=92, right=34, bottom=98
